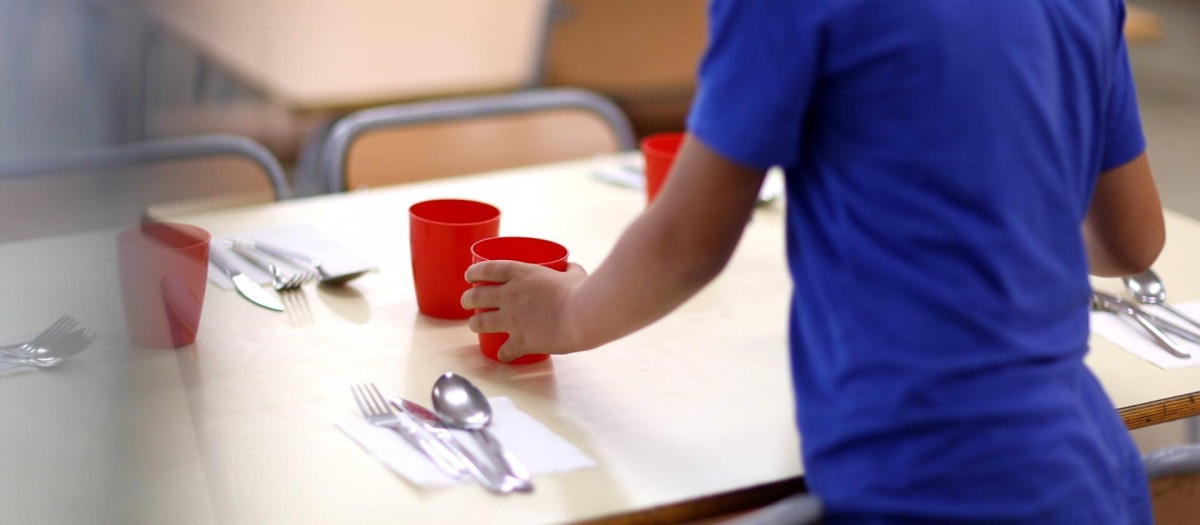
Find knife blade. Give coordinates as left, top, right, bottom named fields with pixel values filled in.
left=373, top=410, right=469, bottom=482
left=209, top=248, right=284, bottom=311
left=392, top=398, right=519, bottom=493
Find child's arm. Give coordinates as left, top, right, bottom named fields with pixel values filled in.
left=1083, top=152, right=1165, bottom=277
left=461, top=134, right=766, bottom=362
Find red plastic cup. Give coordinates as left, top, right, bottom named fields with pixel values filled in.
left=117, top=222, right=210, bottom=348
left=470, top=237, right=569, bottom=364
left=410, top=199, right=501, bottom=319
left=641, top=132, right=685, bottom=204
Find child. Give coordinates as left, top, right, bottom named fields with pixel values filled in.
left=461, top=0, right=1165, bottom=521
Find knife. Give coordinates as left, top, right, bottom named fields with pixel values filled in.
left=209, top=248, right=284, bottom=312
left=392, top=398, right=519, bottom=493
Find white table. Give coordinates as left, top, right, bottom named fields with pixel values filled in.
left=3, top=155, right=1199, bottom=523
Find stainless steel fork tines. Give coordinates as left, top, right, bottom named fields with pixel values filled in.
left=0, top=316, right=96, bottom=368
left=1, top=315, right=79, bottom=357
left=351, top=383, right=469, bottom=481
left=230, top=241, right=316, bottom=291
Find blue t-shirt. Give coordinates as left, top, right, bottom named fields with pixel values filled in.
left=688, top=0, right=1151, bottom=522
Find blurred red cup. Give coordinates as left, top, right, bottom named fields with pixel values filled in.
left=470, top=237, right=568, bottom=364
left=641, top=132, right=685, bottom=204
left=117, top=222, right=210, bottom=348
left=410, top=199, right=501, bottom=319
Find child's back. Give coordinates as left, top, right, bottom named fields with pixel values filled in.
left=687, top=0, right=1150, bottom=521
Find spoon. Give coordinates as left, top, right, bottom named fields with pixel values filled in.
left=247, top=240, right=368, bottom=286
left=431, top=372, right=533, bottom=493
left=1092, top=292, right=1190, bottom=359
left=1123, top=269, right=1200, bottom=334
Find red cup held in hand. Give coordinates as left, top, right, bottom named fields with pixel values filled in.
left=641, top=132, right=685, bottom=204
left=117, top=222, right=210, bottom=348
left=469, top=237, right=569, bottom=365
left=410, top=199, right=501, bottom=319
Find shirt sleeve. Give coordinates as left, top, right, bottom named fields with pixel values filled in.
left=1100, top=6, right=1146, bottom=171
left=686, top=0, right=825, bottom=170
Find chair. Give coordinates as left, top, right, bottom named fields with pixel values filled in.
left=308, top=88, right=634, bottom=194
left=0, top=134, right=289, bottom=243
left=725, top=494, right=823, bottom=525
left=534, top=0, right=708, bottom=137
left=1144, top=444, right=1200, bottom=524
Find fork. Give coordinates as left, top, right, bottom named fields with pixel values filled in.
left=231, top=242, right=316, bottom=291
left=0, top=327, right=95, bottom=367
left=0, top=315, right=79, bottom=357
left=351, top=383, right=470, bottom=482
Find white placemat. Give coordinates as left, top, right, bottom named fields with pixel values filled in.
left=208, top=225, right=377, bottom=290
left=1091, top=300, right=1200, bottom=369
left=337, top=396, right=595, bottom=489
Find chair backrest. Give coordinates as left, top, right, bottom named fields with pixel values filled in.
left=0, top=134, right=288, bottom=243
left=1144, top=445, right=1200, bottom=525
left=315, top=88, right=635, bottom=193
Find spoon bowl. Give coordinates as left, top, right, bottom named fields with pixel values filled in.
left=1123, top=269, right=1200, bottom=334
left=431, top=372, right=533, bottom=492
left=432, top=372, right=493, bottom=430
left=1124, top=269, right=1167, bottom=305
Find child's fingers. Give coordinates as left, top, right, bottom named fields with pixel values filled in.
left=566, top=262, right=588, bottom=276
left=496, top=341, right=528, bottom=363
left=461, top=284, right=502, bottom=309
left=464, top=260, right=529, bottom=284
left=467, top=310, right=506, bottom=334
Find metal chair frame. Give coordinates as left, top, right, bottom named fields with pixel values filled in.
left=309, top=88, right=635, bottom=194
left=0, top=134, right=290, bottom=200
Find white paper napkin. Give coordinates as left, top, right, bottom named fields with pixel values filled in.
left=208, top=225, right=377, bottom=290
left=591, top=161, right=785, bottom=201
left=1091, top=299, right=1200, bottom=369
left=336, top=397, right=595, bottom=489
left=0, top=333, right=38, bottom=378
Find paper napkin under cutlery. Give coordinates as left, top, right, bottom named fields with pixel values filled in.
left=337, top=396, right=595, bottom=489
left=1091, top=299, right=1200, bottom=369
left=207, top=225, right=377, bottom=290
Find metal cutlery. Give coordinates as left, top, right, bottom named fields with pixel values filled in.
left=209, top=248, right=285, bottom=312
left=432, top=373, right=533, bottom=492
left=0, top=315, right=78, bottom=356
left=391, top=398, right=514, bottom=494
left=0, top=325, right=95, bottom=368
left=1091, top=291, right=1191, bottom=359
left=351, top=383, right=469, bottom=482
left=244, top=240, right=367, bottom=286
left=230, top=242, right=316, bottom=291
left=1123, top=269, right=1200, bottom=334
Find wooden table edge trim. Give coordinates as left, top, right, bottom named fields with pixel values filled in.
left=572, top=477, right=808, bottom=525
left=1121, top=390, right=1200, bottom=430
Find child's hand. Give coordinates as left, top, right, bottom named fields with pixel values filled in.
left=461, top=261, right=589, bottom=362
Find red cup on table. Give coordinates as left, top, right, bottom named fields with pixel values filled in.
left=641, top=131, right=685, bottom=204
left=469, top=237, right=569, bottom=364
left=410, top=199, right=501, bottom=319
left=117, top=222, right=210, bottom=348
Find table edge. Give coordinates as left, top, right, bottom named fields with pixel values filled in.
left=1121, top=390, right=1200, bottom=430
